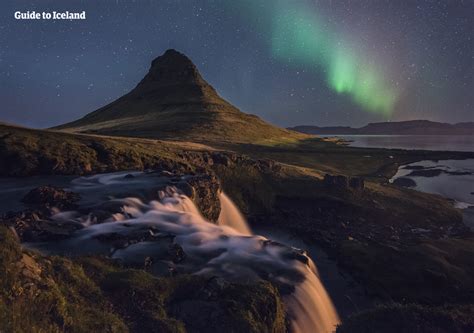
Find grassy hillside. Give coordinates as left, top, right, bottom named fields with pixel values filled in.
left=56, top=103, right=306, bottom=145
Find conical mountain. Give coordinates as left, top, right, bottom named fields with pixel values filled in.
left=56, top=49, right=305, bottom=144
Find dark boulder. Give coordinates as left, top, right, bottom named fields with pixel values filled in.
left=211, top=151, right=239, bottom=167
left=169, top=278, right=286, bottom=333
left=324, top=174, right=349, bottom=189
left=22, top=185, right=80, bottom=209
left=1, top=211, right=83, bottom=242
left=393, top=177, right=416, bottom=188
left=256, top=159, right=283, bottom=173
left=349, top=177, right=365, bottom=190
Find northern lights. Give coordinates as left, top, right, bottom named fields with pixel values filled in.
left=0, top=0, right=472, bottom=128
left=238, top=1, right=399, bottom=115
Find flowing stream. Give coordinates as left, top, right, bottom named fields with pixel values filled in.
left=7, top=171, right=340, bottom=332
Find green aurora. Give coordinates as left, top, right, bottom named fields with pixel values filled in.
left=233, top=1, right=399, bottom=116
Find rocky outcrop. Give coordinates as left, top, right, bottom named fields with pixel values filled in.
left=168, top=277, right=286, bottom=333
left=392, top=177, right=416, bottom=187
left=1, top=211, right=83, bottom=242
left=22, top=185, right=80, bottom=209
left=182, top=173, right=221, bottom=222
left=323, top=174, right=365, bottom=190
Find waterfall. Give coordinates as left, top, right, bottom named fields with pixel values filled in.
left=217, top=192, right=252, bottom=235
left=29, top=172, right=340, bottom=333
left=285, top=261, right=341, bottom=333
left=217, top=191, right=340, bottom=332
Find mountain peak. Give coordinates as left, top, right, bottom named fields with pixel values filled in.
left=156, top=48, right=194, bottom=65
left=141, top=49, right=203, bottom=86
left=55, top=50, right=305, bottom=143
left=132, top=49, right=219, bottom=104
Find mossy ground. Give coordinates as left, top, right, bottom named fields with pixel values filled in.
left=0, top=226, right=127, bottom=333
left=0, top=227, right=286, bottom=333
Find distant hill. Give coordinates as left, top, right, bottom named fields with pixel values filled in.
left=289, top=120, right=474, bottom=135
left=55, top=49, right=305, bottom=144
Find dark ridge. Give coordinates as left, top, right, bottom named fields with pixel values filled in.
left=289, top=120, right=474, bottom=135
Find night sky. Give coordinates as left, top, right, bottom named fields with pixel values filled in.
left=1, top=0, right=472, bottom=128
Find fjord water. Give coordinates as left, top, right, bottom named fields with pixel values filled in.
left=391, top=159, right=474, bottom=229
left=325, top=134, right=474, bottom=152
left=392, top=159, right=474, bottom=205
left=327, top=134, right=474, bottom=228
left=13, top=172, right=340, bottom=333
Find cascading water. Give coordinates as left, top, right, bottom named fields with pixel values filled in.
left=24, top=171, right=340, bottom=333
left=218, top=191, right=339, bottom=333
left=285, top=262, right=341, bottom=333
left=217, top=192, right=252, bottom=235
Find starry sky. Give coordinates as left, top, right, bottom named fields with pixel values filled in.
left=0, top=0, right=472, bottom=128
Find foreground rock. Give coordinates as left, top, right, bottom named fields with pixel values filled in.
left=22, top=185, right=80, bottom=209
left=178, top=173, right=221, bottom=222
left=1, top=211, right=83, bottom=242
left=0, top=226, right=287, bottom=333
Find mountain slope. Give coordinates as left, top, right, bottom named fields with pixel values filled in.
left=289, top=120, right=474, bottom=135
left=56, top=49, right=305, bottom=144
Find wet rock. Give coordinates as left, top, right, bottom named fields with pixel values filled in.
left=1, top=211, right=83, bottom=242
left=393, top=177, right=417, bottom=188
left=175, top=181, right=194, bottom=198
left=23, top=221, right=82, bottom=242
left=22, top=186, right=80, bottom=210
left=168, top=243, right=186, bottom=263
left=184, top=173, right=221, bottom=222
left=148, top=260, right=177, bottom=277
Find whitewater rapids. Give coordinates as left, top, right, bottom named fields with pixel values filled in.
left=27, top=172, right=340, bottom=332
